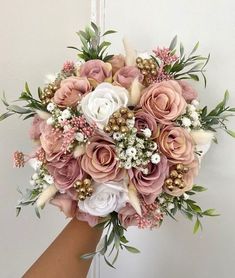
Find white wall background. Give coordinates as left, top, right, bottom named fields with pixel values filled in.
left=0, top=1, right=235, bottom=278
left=0, top=1, right=90, bottom=277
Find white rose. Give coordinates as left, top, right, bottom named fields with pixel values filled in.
left=78, top=181, right=129, bottom=217
left=81, top=83, right=128, bottom=129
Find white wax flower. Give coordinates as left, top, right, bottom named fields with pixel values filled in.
left=81, top=83, right=128, bottom=129
left=61, top=109, right=71, bottom=120
left=113, top=132, right=123, bottom=141
left=28, top=158, right=42, bottom=171
left=151, top=153, right=161, bottom=164
left=190, top=111, right=199, bottom=120
left=167, top=203, right=175, bottom=211
left=142, top=128, right=152, bottom=138
left=191, top=99, right=200, bottom=107
left=32, top=173, right=39, bottom=180
left=58, top=116, right=64, bottom=123
left=75, top=132, right=85, bottom=142
left=187, top=104, right=196, bottom=113
left=78, top=181, right=129, bottom=217
left=47, top=103, right=55, bottom=112
left=181, top=117, right=192, bottom=127
left=126, top=147, right=137, bottom=157
left=46, top=117, right=54, bottom=125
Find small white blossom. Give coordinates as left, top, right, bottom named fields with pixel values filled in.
left=158, top=197, right=165, bottom=204
left=167, top=203, right=175, bottom=211
left=182, top=117, right=192, bottom=127
left=61, top=109, right=71, bottom=120
left=32, top=173, right=39, bottom=180
left=113, top=132, right=123, bottom=141
left=146, top=151, right=153, bottom=157
left=142, top=128, right=152, bottom=138
left=142, top=168, right=149, bottom=175
left=47, top=103, right=55, bottom=112
left=187, top=104, right=196, bottom=113
left=58, top=116, right=64, bottom=123
left=151, top=153, right=161, bottom=164
left=44, top=175, right=54, bottom=185
left=192, top=120, right=201, bottom=128
left=149, top=142, right=157, bottom=151
left=46, top=117, right=54, bottom=125
left=126, top=119, right=135, bottom=128
left=190, top=111, right=199, bottom=120
left=126, top=147, right=137, bottom=157
left=191, top=99, right=200, bottom=107
left=75, top=132, right=85, bottom=142
left=183, top=193, right=189, bottom=200
left=124, top=162, right=132, bottom=169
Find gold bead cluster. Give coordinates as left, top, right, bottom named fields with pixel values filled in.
left=73, top=178, right=93, bottom=201
left=164, top=163, right=189, bottom=192
left=103, top=107, right=134, bottom=134
left=136, top=57, right=158, bottom=86
left=39, top=83, right=59, bottom=105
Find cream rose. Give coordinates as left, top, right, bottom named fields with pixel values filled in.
left=78, top=181, right=129, bottom=217
left=81, top=83, right=128, bottom=129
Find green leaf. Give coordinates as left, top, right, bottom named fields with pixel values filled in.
left=226, top=129, right=235, bottom=138
left=189, top=41, right=199, bottom=56
left=169, top=35, right=177, bottom=50
left=180, top=42, right=184, bottom=57
left=35, top=206, right=41, bottom=219
left=227, top=108, right=235, bottom=112
left=16, top=207, right=21, bottom=217
left=0, top=112, right=14, bottom=121
left=188, top=74, right=199, bottom=81
left=1, top=92, right=9, bottom=106
left=203, top=209, right=219, bottom=217
left=192, top=185, right=207, bottom=192
left=190, top=203, right=202, bottom=213
left=104, top=256, right=116, bottom=269
left=25, top=82, right=31, bottom=95
left=91, top=22, right=100, bottom=35
left=124, top=245, right=140, bottom=254
left=67, top=46, right=80, bottom=51
left=193, top=218, right=201, bottom=234
left=103, top=30, right=117, bottom=36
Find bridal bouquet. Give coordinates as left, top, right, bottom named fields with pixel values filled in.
left=1, top=22, right=235, bottom=266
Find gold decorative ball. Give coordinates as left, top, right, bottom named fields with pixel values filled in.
left=117, top=117, right=125, bottom=125
left=120, top=126, right=128, bottom=133
left=174, top=178, right=181, bottom=186
left=104, top=125, right=111, bottom=133
left=78, top=194, right=86, bottom=201
left=167, top=184, right=174, bottom=191
left=120, top=107, right=128, bottom=114
left=79, top=187, right=86, bottom=194
left=170, top=170, right=178, bottom=179
left=178, top=182, right=185, bottom=189
left=113, top=111, right=121, bottom=118
left=137, top=63, right=144, bottom=69
left=165, top=178, right=173, bottom=186
left=176, top=163, right=184, bottom=172
left=109, top=118, right=116, bottom=124
left=127, top=111, right=134, bottom=119
left=183, top=167, right=189, bottom=173
left=112, top=125, right=120, bottom=132
left=83, top=178, right=91, bottom=186
left=177, top=173, right=183, bottom=179
left=136, top=57, right=143, bottom=64
left=151, top=70, right=157, bottom=75
left=87, top=187, right=93, bottom=194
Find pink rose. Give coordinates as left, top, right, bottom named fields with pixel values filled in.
left=164, top=159, right=199, bottom=196
left=76, top=210, right=99, bottom=227
left=50, top=193, right=77, bottom=218
left=128, top=156, right=169, bottom=204
left=140, top=80, right=186, bottom=124
left=48, top=155, right=85, bottom=191
left=134, top=110, right=160, bottom=138
left=109, top=54, right=125, bottom=75
left=40, top=122, right=63, bottom=155
left=81, top=134, right=125, bottom=183
left=158, top=126, right=195, bottom=165
left=178, top=80, right=198, bottom=103
left=113, top=66, right=143, bottom=89
left=79, top=59, right=112, bottom=87
left=118, top=203, right=138, bottom=228
left=29, top=115, right=44, bottom=141
left=53, top=77, right=91, bottom=108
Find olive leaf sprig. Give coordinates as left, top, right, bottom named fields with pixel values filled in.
left=0, top=83, right=45, bottom=122
left=68, top=22, right=116, bottom=62
left=81, top=212, right=139, bottom=268
left=160, top=185, right=219, bottom=234
left=164, top=36, right=210, bottom=86
left=200, top=90, right=235, bottom=138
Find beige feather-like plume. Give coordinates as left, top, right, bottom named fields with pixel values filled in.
left=128, top=78, right=144, bottom=106
left=36, top=184, right=58, bottom=208
left=123, top=37, right=137, bottom=66
left=73, top=144, right=86, bottom=158
left=36, top=109, right=51, bottom=120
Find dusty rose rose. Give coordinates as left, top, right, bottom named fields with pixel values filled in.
left=48, top=155, right=85, bottom=191
left=81, top=134, right=125, bottom=183
left=29, top=115, right=44, bottom=141
left=134, top=110, right=160, bottom=138
left=79, top=59, right=112, bottom=87
left=118, top=203, right=138, bottom=228
left=158, top=126, right=195, bottom=164
left=178, top=80, right=198, bottom=103
left=50, top=193, right=77, bottom=218
left=109, top=54, right=125, bottom=75
left=76, top=209, right=99, bottom=227
left=53, top=77, right=91, bottom=108
left=140, top=80, right=186, bottom=124
left=40, top=122, right=63, bottom=155
left=113, top=66, right=143, bottom=89
left=128, top=156, right=169, bottom=204
left=164, top=159, right=199, bottom=196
